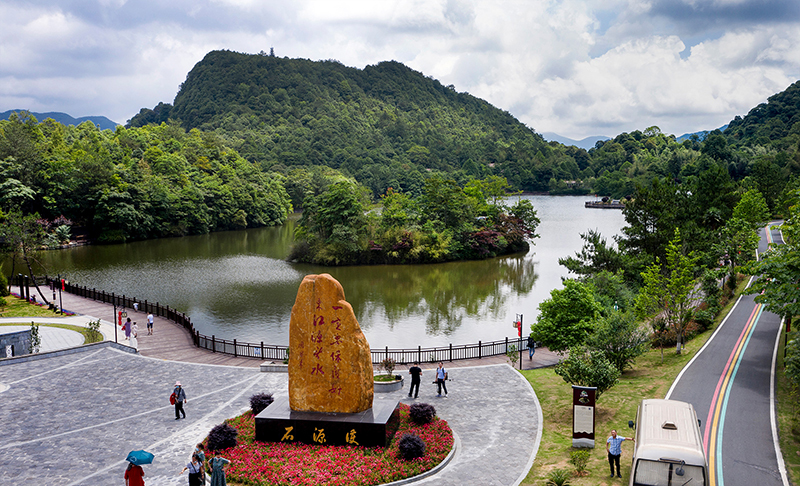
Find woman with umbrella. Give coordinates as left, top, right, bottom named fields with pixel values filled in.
left=208, top=448, right=231, bottom=486
left=124, top=450, right=153, bottom=486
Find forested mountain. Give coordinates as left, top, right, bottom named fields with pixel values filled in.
left=129, top=50, right=800, bottom=204
left=725, top=80, right=800, bottom=150
left=1, top=110, right=119, bottom=130
left=129, top=50, right=562, bottom=194
left=3, top=50, right=800, bottom=252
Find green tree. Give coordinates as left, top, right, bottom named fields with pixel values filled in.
left=587, top=311, right=649, bottom=372
left=1, top=211, right=51, bottom=304
left=531, top=280, right=603, bottom=353
left=559, top=229, right=627, bottom=279
left=419, top=176, right=474, bottom=231
left=732, top=188, right=770, bottom=230
left=745, top=244, right=800, bottom=328
left=714, top=217, right=760, bottom=290
left=635, top=229, right=700, bottom=354
left=620, top=177, right=686, bottom=268
left=554, top=345, right=620, bottom=397
left=293, top=179, right=370, bottom=264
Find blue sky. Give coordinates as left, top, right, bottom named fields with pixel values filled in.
left=1, top=0, right=799, bottom=139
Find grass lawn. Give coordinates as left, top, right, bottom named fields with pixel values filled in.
left=775, top=327, right=800, bottom=484
left=0, top=295, right=102, bottom=344
left=1, top=294, right=68, bottom=318
left=518, top=279, right=749, bottom=485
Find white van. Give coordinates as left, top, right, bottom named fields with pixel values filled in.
left=628, top=399, right=709, bottom=486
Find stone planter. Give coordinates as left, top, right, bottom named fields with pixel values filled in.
left=373, top=375, right=404, bottom=393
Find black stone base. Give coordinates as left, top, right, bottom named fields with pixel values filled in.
left=255, top=397, right=401, bottom=448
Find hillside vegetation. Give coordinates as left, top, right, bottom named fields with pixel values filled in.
left=3, top=49, right=800, bottom=252
left=0, top=113, right=291, bottom=243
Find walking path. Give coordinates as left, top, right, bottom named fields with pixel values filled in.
left=8, top=285, right=563, bottom=369
left=1, top=288, right=545, bottom=485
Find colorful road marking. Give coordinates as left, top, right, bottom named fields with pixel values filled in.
left=704, top=302, right=763, bottom=486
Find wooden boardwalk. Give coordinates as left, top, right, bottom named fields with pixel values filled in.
left=11, top=285, right=561, bottom=370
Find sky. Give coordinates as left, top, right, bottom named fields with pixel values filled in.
left=1, top=0, right=799, bottom=140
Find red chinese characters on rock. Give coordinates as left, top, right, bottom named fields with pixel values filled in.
left=288, top=274, right=374, bottom=413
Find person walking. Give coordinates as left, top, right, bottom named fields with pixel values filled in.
left=194, top=443, right=207, bottom=485
left=436, top=362, right=448, bottom=397
left=408, top=362, right=422, bottom=399
left=173, top=381, right=187, bottom=420
left=606, top=429, right=634, bottom=478
left=131, top=322, right=139, bottom=349
left=208, top=449, right=231, bottom=486
left=124, top=317, right=132, bottom=341
left=527, top=333, right=536, bottom=360
left=147, top=312, right=154, bottom=335
left=124, top=461, right=145, bottom=486
left=179, top=453, right=204, bottom=486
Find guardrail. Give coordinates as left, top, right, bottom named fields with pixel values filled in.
left=24, top=276, right=527, bottom=365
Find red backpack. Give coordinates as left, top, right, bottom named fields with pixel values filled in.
left=169, top=392, right=177, bottom=405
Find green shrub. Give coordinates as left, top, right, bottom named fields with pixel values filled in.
left=569, top=449, right=590, bottom=475
left=554, top=345, right=620, bottom=398
left=85, top=319, right=103, bottom=343
left=545, top=468, right=571, bottom=486
left=380, top=357, right=396, bottom=376
left=693, top=309, right=715, bottom=332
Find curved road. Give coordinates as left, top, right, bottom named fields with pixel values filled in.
left=667, top=224, right=788, bottom=486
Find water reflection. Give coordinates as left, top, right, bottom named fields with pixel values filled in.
left=12, top=196, right=624, bottom=348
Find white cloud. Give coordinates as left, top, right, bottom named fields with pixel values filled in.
left=0, top=0, right=798, bottom=136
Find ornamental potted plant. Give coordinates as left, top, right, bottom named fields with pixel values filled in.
left=374, top=357, right=404, bottom=393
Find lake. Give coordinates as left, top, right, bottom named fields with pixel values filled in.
left=18, top=196, right=625, bottom=349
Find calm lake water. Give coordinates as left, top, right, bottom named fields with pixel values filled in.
left=20, top=196, right=625, bottom=348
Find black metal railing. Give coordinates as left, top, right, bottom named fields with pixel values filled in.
left=25, top=276, right=525, bottom=365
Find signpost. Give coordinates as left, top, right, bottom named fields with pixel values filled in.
left=572, top=385, right=597, bottom=448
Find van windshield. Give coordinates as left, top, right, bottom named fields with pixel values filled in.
left=633, top=459, right=706, bottom=486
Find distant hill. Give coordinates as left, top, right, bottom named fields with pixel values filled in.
left=129, top=50, right=562, bottom=193
left=0, top=110, right=119, bottom=130
left=724, top=80, right=799, bottom=150
left=541, top=132, right=610, bottom=150
left=676, top=125, right=728, bottom=143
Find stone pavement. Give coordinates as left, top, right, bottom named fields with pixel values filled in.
left=0, top=315, right=122, bottom=354
left=0, top=346, right=541, bottom=486
left=0, top=324, right=84, bottom=352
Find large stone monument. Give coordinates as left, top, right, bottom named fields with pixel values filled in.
left=255, top=274, right=399, bottom=447
left=288, top=273, right=374, bottom=413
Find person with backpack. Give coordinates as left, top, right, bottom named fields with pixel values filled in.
left=527, top=333, right=536, bottom=359
left=173, top=382, right=187, bottom=419
left=436, top=362, right=448, bottom=397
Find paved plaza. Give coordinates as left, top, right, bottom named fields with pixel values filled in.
left=0, top=345, right=541, bottom=485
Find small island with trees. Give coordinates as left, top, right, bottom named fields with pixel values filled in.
left=289, top=175, right=539, bottom=265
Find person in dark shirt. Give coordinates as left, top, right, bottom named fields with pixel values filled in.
left=408, top=362, right=422, bottom=399
left=173, top=381, right=187, bottom=419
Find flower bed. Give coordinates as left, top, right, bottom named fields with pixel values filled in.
left=213, top=403, right=453, bottom=486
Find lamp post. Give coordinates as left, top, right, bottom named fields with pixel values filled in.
left=57, top=274, right=64, bottom=314
left=516, top=313, right=524, bottom=370
left=113, top=301, right=118, bottom=344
